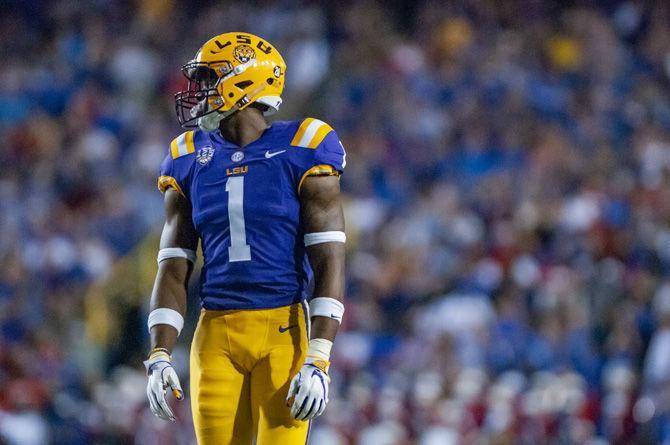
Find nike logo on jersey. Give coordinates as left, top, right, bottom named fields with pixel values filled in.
left=279, top=324, right=297, bottom=333
left=265, top=150, right=286, bottom=158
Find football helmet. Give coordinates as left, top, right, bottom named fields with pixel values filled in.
left=175, top=32, right=286, bottom=131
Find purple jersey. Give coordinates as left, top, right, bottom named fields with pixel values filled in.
left=158, top=118, right=346, bottom=310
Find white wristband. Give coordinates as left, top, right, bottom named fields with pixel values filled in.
left=304, top=231, right=346, bottom=247
left=148, top=308, right=184, bottom=336
left=307, top=338, right=333, bottom=362
left=157, top=248, right=196, bottom=264
left=310, top=297, right=345, bottom=324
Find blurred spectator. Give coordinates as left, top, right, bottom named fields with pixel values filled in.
left=1, top=0, right=670, bottom=443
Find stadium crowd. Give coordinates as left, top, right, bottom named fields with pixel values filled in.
left=2, top=0, right=670, bottom=443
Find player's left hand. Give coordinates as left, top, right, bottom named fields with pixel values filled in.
left=144, top=350, right=184, bottom=421
left=286, top=358, right=330, bottom=421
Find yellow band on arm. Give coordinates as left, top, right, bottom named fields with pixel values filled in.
left=148, top=348, right=171, bottom=358
left=157, top=175, right=185, bottom=197
left=297, top=164, right=339, bottom=193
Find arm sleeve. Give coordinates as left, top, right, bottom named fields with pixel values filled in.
left=157, top=154, right=190, bottom=198
left=313, top=130, right=346, bottom=173
left=293, top=122, right=346, bottom=193
left=157, top=130, right=199, bottom=198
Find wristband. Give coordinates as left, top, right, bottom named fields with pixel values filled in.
left=310, top=297, right=345, bottom=324
left=157, top=248, right=196, bottom=264
left=148, top=308, right=184, bottom=335
left=143, top=349, right=171, bottom=374
left=306, top=338, right=333, bottom=361
left=148, top=347, right=171, bottom=359
left=306, top=338, right=333, bottom=372
left=304, top=231, right=346, bottom=247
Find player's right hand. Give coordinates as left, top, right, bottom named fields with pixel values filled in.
left=144, top=349, right=184, bottom=421
left=286, top=358, right=330, bottom=421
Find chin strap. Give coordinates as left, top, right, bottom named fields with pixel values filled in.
left=196, top=84, right=270, bottom=132
left=193, top=100, right=238, bottom=132
left=197, top=110, right=227, bottom=132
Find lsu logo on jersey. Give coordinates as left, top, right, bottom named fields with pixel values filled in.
left=227, top=166, right=249, bottom=176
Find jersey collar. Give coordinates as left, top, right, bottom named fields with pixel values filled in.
left=209, top=123, right=276, bottom=150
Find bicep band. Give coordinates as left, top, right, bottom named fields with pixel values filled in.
left=304, top=231, right=346, bottom=247
left=148, top=308, right=184, bottom=336
left=157, top=248, right=196, bottom=264
left=310, top=297, right=345, bottom=324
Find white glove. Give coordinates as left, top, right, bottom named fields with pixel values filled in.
left=144, top=350, right=184, bottom=421
left=287, top=338, right=333, bottom=421
left=287, top=359, right=330, bottom=421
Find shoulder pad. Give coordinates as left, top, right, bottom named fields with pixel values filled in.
left=170, top=130, right=197, bottom=159
left=290, top=118, right=333, bottom=149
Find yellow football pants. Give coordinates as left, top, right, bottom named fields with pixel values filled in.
left=190, top=302, right=310, bottom=444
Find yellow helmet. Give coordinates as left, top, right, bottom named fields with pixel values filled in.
left=175, top=32, right=286, bottom=131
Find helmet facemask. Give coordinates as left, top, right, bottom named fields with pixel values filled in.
left=175, top=60, right=235, bottom=132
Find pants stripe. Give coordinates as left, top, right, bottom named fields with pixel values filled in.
left=301, top=299, right=311, bottom=340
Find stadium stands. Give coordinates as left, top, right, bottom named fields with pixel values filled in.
left=1, top=1, right=670, bottom=443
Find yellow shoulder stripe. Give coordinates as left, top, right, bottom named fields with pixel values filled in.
left=157, top=175, right=185, bottom=197
left=170, top=131, right=196, bottom=159
left=290, top=118, right=333, bottom=149
left=290, top=118, right=315, bottom=147
left=297, top=164, right=340, bottom=194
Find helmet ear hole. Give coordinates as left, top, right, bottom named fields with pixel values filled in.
left=266, top=78, right=274, bottom=85
left=228, top=92, right=234, bottom=98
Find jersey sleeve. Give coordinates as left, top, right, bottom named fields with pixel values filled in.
left=157, top=130, right=197, bottom=199
left=289, top=118, right=347, bottom=193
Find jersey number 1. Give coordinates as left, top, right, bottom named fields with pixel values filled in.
left=225, top=176, right=251, bottom=262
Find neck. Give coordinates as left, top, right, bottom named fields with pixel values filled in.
left=219, top=106, right=269, bottom=147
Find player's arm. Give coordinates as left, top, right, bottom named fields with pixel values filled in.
left=287, top=174, right=345, bottom=421
left=301, top=175, right=345, bottom=341
left=145, top=188, right=198, bottom=421
left=150, top=188, right=198, bottom=351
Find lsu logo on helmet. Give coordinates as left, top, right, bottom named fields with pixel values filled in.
left=175, top=32, right=286, bottom=132
left=233, top=45, right=256, bottom=63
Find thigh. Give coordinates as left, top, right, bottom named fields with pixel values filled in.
left=190, top=311, right=253, bottom=445
left=251, top=303, right=310, bottom=445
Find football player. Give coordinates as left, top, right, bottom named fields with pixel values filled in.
left=143, top=32, right=346, bottom=444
